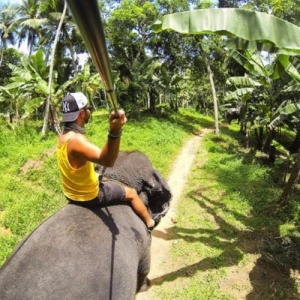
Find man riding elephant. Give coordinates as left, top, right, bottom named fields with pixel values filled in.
left=57, top=92, right=157, bottom=231
left=0, top=93, right=172, bottom=300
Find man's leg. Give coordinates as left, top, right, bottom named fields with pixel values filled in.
left=123, top=186, right=154, bottom=228
left=99, top=182, right=154, bottom=229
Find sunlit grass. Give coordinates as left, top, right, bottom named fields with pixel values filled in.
left=0, top=107, right=211, bottom=266
left=1, top=110, right=299, bottom=298
left=153, top=128, right=300, bottom=299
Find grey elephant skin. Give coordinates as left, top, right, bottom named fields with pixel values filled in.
left=0, top=151, right=172, bottom=300
left=226, top=107, right=240, bottom=124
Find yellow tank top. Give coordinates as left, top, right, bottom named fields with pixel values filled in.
left=57, top=139, right=99, bottom=201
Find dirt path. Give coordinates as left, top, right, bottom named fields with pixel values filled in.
left=136, top=130, right=210, bottom=300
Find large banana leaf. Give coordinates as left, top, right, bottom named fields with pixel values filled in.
left=274, top=101, right=300, bottom=115
left=269, top=102, right=300, bottom=127
left=228, top=50, right=266, bottom=77
left=226, top=38, right=298, bottom=55
left=153, top=9, right=300, bottom=55
left=284, top=82, right=300, bottom=92
left=230, top=49, right=299, bottom=84
left=226, top=76, right=261, bottom=87
left=277, top=55, right=300, bottom=82
left=272, top=140, right=290, bottom=157
left=224, top=87, right=254, bottom=101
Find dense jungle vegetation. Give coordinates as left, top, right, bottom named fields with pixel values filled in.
left=1, top=0, right=300, bottom=207
left=0, top=1, right=300, bottom=294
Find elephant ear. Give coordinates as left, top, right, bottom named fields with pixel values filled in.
left=144, top=169, right=172, bottom=222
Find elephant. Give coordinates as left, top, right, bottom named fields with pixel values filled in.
left=226, top=108, right=240, bottom=124
left=226, top=107, right=240, bottom=124
left=0, top=151, right=172, bottom=300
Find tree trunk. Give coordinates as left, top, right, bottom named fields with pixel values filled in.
left=42, top=1, right=67, bottom=135
left=68, top=40, right=77, bottom=76
left=278, top=152, right=300, bottom=206
left=48, top=106, right=61, bottom=133
left=263, top=127, right=276, bottom=163
left=147, top=93, right=150, bottom=109
left=288, top=123, right=300, bottom=154
left=254, top=127, right=264, bottom=150
left=0, top=47, right=4, bottom=66
left=198, top=41, right=219, bottom=136
left=149, top=88, right=156, bottom=113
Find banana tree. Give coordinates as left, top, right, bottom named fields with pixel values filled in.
left=224, top=58, right=300, bottom=207
left=68, top=62, right=106, bottom=109
left=225, top=50, right=294, bottom=151
left=224, top=77, right=259, bottom=103
left=224, top=74, right=263, bottom=146
left=153, top=9, right=300, bottom=55
left=151, top=61, right=189, bottom=111
left=269, top=100, right=300, bottom=206
left=4, top=50, right=49, bottom=123
left=0, top=86, right=25, bottom=127
left=154, top=8, right=300, bottom=205
left=2, top=49, right=74, bottom=124
left=153, top=8, right=300, bottom=135
left=270, top=102, right=300, bottom=151
left=168, top=73, right=189, bottom=112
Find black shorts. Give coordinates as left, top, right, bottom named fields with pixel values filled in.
left=67, top=181, right=126, bottom=208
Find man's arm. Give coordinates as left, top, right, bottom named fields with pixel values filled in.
left=98, top=110, right=126, bottom=166
left=70, top=135, right=120, bottom=167
left=97, top=136, right=121, bottom=167
left=69, top=110, right=126, bottom=168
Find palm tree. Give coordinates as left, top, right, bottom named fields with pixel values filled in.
left=0, top=4, right=18, bottom=66
left=38, top=0, right=82, bottom=78
left=17, top=0, right=47, bottom=56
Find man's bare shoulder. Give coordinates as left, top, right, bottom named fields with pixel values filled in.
left=69, top=133, right=101, bottom=162
left=67, top=132, right=91, bottom=147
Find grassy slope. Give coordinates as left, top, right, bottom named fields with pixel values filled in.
left=0, top=107, right=212, bottom=265
left=152, top=125, right=300, bottom=299
left=0, top=110, right=299, bottom=299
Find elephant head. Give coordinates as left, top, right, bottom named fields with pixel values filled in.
left=95, top=151, right=172, bottom=224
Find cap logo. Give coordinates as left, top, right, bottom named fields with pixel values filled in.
left=62, top=101, right=70, bottom=113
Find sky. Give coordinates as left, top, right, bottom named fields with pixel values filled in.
left=0, top=0, right=22, bottom=5
left=1, top=0, right=89, bottom=65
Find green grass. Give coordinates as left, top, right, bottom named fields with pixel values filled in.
left=1, top=109, right=299, bottom=299
left=0, top=107, right=211, bottom=265
left=152, top=125, right=300, bottom=299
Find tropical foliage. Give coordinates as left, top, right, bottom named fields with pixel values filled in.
left=1, top=0, right=300, bottom=204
